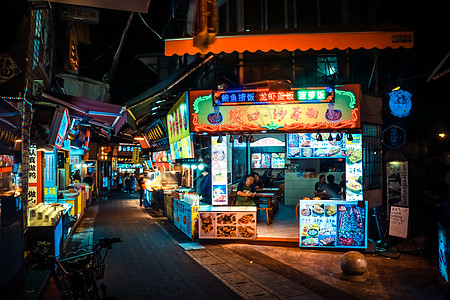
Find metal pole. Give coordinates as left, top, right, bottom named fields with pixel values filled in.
left=103, top=12, right=135, bottom=84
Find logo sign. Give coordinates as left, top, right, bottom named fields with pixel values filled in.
left=213, top=86, right=334, bottom=106
left=389, top=89, right=412, bottom=117
left=143, top=119, right=169, bottom=150
left=383, top=125, right=406, bottom=149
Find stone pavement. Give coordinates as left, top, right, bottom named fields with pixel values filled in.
left=57, top=191, right=448, bottom=299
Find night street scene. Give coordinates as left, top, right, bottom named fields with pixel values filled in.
left=1, top=0, right=449, bottom=299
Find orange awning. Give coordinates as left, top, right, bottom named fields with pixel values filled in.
left=46, top=0, right=150, bottom=13
left=165, top=28, right=413, bottom=56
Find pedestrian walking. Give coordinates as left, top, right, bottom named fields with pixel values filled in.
left=137, top=174, right=146, bottom=206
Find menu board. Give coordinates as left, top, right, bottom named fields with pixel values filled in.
left=271, top=153, right=285, bottom=169
left=287, top=133, right=346, bottom=159
left=251, top=152, right=285, bottom=169
left=299, top=200, right=367, bottom=248
left=174, top=199, right=196, bottom=239
left=170, top=135, right=193, bottom=162
left=211, top=136, right=228, bottom=205
left=198, top=207, right=257, bottom=239
left=345, top=134, right=363, bottom=201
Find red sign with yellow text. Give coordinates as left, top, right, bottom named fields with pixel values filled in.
left=189, top=84, right=360, bottom=132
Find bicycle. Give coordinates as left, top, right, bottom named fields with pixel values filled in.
left=27, top=237, right=122, bottom=299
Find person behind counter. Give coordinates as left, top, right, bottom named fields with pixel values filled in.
left=340, top=173, right=346, bottom=198
left=83, top=172, right=93, bottom=186
left=199, top=168, right=212, bottom=204
left=236, top=174, right=256, bottom=206
left=71, top=170, right=81, bottom=182
left=322, top=174, right=342, bottom=199
left=314, top=174, right=327, bottom=198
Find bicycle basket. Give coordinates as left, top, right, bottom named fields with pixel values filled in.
left=92, top=249, right=106, bottom=280
left=53, top=264, right=72, bottom=296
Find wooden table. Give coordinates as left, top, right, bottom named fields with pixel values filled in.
left=256, top=187, right=279, bottom=192
left=254, top=192, right=277, bottom=225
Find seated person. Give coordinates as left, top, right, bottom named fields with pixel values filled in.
left=322, top=174, right=341, bottom=199
left=252, top=172, right=264, bottom=189
left=236, top=174, right=256, bottom=206
left=313, top=174, right=327, bottom=198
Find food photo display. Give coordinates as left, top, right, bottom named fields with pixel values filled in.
left=299, top=200, right=367, bottom=248
left=198, top=210, right=257, bottom=239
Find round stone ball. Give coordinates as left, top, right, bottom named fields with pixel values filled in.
left=340, top=251, right=368, bottom=275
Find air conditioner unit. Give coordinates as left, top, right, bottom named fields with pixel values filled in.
left=32, top=80, right=44, bottom=96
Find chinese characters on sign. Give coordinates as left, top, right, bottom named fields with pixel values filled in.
left=28, top=145, right=37, bottom=204
left=213, top=87, right=334, bottom=106
left=389, top=206, right=409, bottom=238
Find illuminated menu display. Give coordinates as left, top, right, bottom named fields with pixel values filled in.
left=143, top=119, right=169, bottom=149
left=211, top=136, right=227, bottom=206
left=299, top=200, right=367, bottom=249
left=213, top=87, right=334, bottom=106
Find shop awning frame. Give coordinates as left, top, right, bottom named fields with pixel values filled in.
left=165, top=25, right=414, bottom=56
left=125, top=54, right=214, bottom=129
left=41, top=91, right=127, bottom=134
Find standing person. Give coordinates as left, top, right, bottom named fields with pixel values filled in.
left=322, top=174, right=342, bottom=199
left=125, top=174, right=132, bottom=195
left=314, top=174, right=327, bottom=198
left=72, top=170, right=81, bottom=182
left=199, top=168, right=212, bottom=204
left=117, top=173, right=123, bottom=192
left=236, top=174, right=257, bottom=206
left=137, top=174, right=146, bottom=207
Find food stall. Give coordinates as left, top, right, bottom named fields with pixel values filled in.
left=188, top=85, right=365, bottom=244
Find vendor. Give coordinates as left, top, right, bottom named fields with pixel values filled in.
left=313, top=174, right=327, bottom=198
left=83, top=172, right=93, bottom=186
left=71, top=170, right=81, bottom=182
left=322, top=174, right=342, bottom=199
left=236, top=174, right=256, bottom=206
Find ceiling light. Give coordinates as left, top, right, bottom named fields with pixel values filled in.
left=229, top=135, right=234, bottom=143
left=238, top=135, right=244, bottom=143
left=249, top=134, right=254, bottom=143
left=347, top=133, right=353, bottom=141
left=134, top=137, right=145, bottom=141
left=156, top=99, right=165, bottom=104
left=317, top=133, right=322, bottom=141
left=152, top=106, right=159, bottom=111
left=439, top=133, right=446, bottom=138
left=217, top=135, right=223, bottom=143
left=328, top=133, right=333, bottom=141
left=336, top=133, right=342, bottom=141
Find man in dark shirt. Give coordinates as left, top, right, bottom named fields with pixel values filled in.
left=83, top=172, right=93, bottom=186
left=314, top=174, right=327, bottom=198
left=323, top=174, right=341, bottom=199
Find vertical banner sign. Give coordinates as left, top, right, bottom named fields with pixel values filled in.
left=132, top=147, right=140, bottom=164
left=389, top=206, right=409, bottom=238
left=44, top=151, right=57, bottom=202
left=387, top=161, right=409, bottom=215
left=345, top=134, right=363, bottom=201
left=28, top=144, right=38, bottom=204
left=211, top=136, right=228, bottom=205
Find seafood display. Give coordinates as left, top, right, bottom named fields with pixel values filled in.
left=198, top=209, right=257, bottom=239
left=299, top=200, right=367, bottom=248
left=287, top=133, right=348, bottom=159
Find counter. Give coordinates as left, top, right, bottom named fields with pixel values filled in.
left=198, top=206, right=257, bottom=240
left=173, top=193, right=210, bottom=239
left=299, top=200, right=367, bottom=248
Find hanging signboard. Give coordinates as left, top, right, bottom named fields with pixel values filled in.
left=211, top=136, right=228, bottom=206
left=388, top=88, right=412, bottom=118
left=189, top=84, right=360, bottom=133
left=389, top=206, right=409, bottom=238
left=28, top=145, right=38, bottom=204
left=382, top=125, right=406, bottom=149
left=132, top=147, right=140, bottom=164
left=167, top=92, right=190, bottom=144
left=142, top=119, right=169, bottom=151
left=387, top=161, right=409, bottom=212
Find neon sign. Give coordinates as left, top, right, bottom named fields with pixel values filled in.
left=190, top=85, right=360, bottom=132
left=213, top=87, right=334, bottom=106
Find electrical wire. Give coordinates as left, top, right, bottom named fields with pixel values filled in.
left=138, top=13, right=162, bottom=40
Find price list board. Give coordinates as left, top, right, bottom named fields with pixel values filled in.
left=299, top=200, right=367, bottom=249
